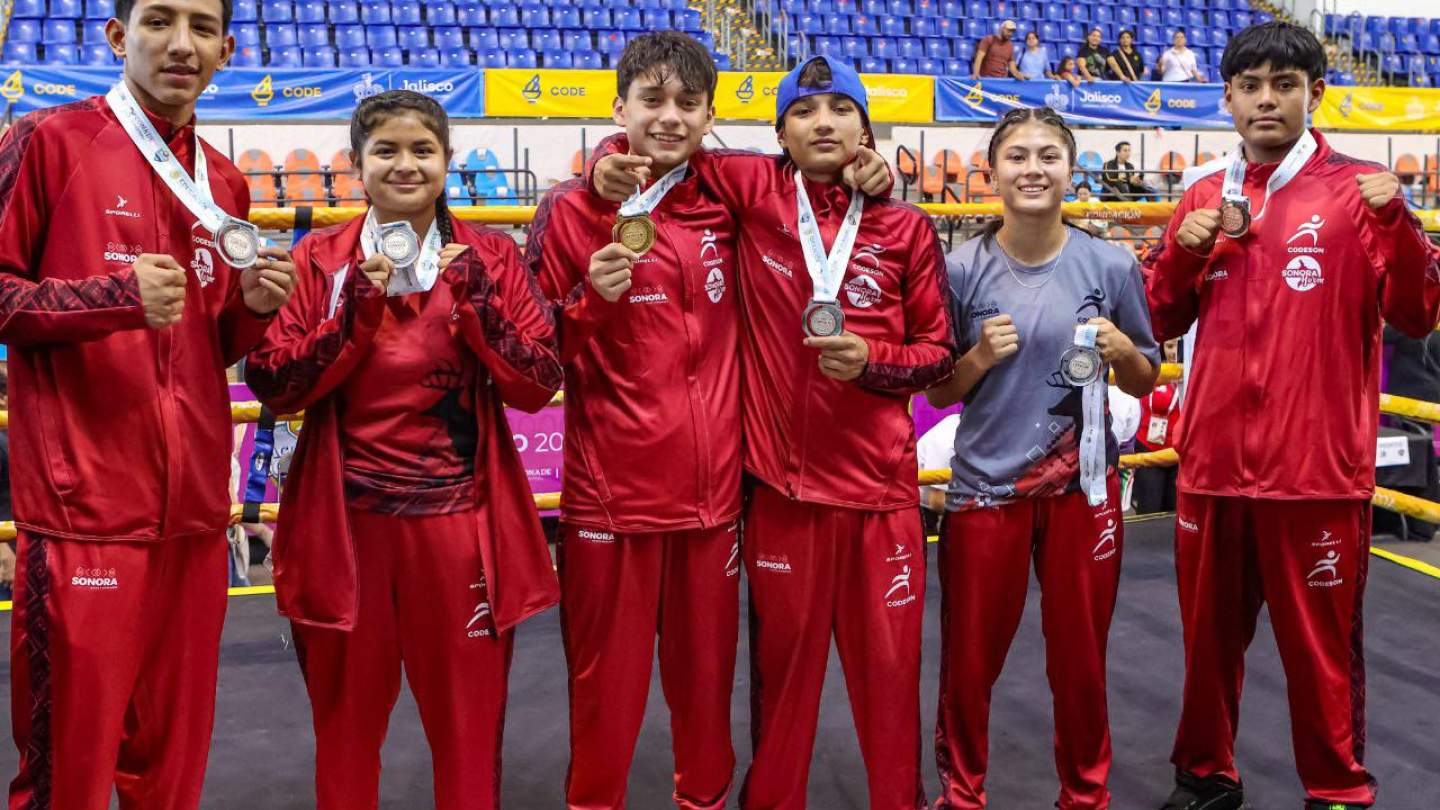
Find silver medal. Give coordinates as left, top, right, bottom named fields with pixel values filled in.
left=1060, top=345, right=1102, bottom=387
left=802, top=299, right=845, bottom=337
left=215, top=216, right=261, bottom=268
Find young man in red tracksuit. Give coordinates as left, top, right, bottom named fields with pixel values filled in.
left=592, top=55, right=954, bottom=809
left=1146, top=23, right=1440, bottom=810
left=527, top=33, right=743, bottom=810
left=1, top=0, right=297, bottom=807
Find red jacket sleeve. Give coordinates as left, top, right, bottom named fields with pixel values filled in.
left=525, top=182, right=621, bottom=363
left=1362, top=196, right=1440, bottom=338
left=448, top=236, right=563, bottom=412
left=856, top=212, right=956, bottom=394
left=244, top=238, right=387, bottom=414
left=1143, top=188, right=1210, bottom=342
left=0, top=115, right=147, bottom=346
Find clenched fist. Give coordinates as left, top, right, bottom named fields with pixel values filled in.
left=1176, top=207, right=1222, bottom=254
left=358, top=252, right=394, bottom=292
left=1357, top=171, right=1400, bottom=210
left=589, top=242, right=638, bottom=302
left=241, top=247, right=298, bottom=315
left=135, top=254, right=187, bottom=329
left=1086, top=316, right=1135, bottom=364
left=975, top=314, right=1019, bottom=369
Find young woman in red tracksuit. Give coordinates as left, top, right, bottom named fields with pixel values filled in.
left=927, top=107, right=1160, bottom=810
left=244, top=90, right=563, bottom=810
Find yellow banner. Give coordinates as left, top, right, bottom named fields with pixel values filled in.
left=484, top=69, right=615, bottom=118
left=1315, top=86, right=1440, bottom=132
left=715, top=72, right=933, bottom=122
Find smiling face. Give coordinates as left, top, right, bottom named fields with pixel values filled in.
left=991, top=120, right=1074, bottom=218
left=107, top=0, right=233, bottom=123
left=614, top=65, right=714, bottom=178
left=355, top=112, right=451, bottom=220
left=1225, top=61, right=1323, bottom=160
left=779, top=92, right=868, bottom=181
left=1087, top=29, right=1102, bottom=47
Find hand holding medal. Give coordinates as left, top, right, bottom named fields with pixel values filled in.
left=240, top=246, right=298, bottom=316
left=1084, top=316, right=1134, bottom=364
left=1176, top=207, right=1222, bottom=254
left=804, top=332, right=870, bottom=381
left=588, top=242, right=638, bottom=302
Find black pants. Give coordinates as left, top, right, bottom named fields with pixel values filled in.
left=1133, top=465, right=1178, bottom=514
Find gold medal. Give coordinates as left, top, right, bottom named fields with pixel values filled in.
left=613, top=214, right=657, bottom=255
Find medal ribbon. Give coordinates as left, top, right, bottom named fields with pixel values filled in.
left=360, top=209, right=444, bottom=296
left=1073, top=325, right=1108, bottom=507
left=1220, top=128, right=1317, bottom=223
left=618, top=161, right=689, bottom=218
left=795, top=172, right=865, bottom=303
left=108, top=81, right=226, bottom=233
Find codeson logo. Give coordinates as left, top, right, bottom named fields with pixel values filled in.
left=521, top=74, right=588, bottom=104
left=1144, top=88, right=1198, bottom=116
left=964, top=82, right=1019, bottom=109
left=251, top=74, right=323, bottom=108
left=0, top=71, right=79, bottom=103
left=732, top=75, right=778, bottom=105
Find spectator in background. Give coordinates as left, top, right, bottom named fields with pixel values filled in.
left=1072, top=184, right=1107, bottom=236
left=1017, top=30, right=1054, bottom=80
left=1076, top=27, right=1109, bottom=82
left=1057, top=55, right=1082, bottom=87
left=1159, top=30, right=1205, bottom=82
left=1133, top=339, right=1181, bottom=514
left=1107, top=29, right=1145, bottom=82
left=1102, top=141, right=1157, bottom=201
left=973, top=19, right=1025, bottom=79
left=916, top=412, right=961, bottom=529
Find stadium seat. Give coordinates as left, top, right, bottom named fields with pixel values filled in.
left=375, top=45, right=404, bottom=66
left=490, top=5, right=520, bottom=26
left=432, top=26, right=463, bottom=49
left=508, top=48, right=538, bottom=68
left=270, top=45, right=303, bottom=67
left=233, top=22, right=261, bottom=46
left=584, top=8, right=612, bottom=27
left=43, top=20, right=77, bottom=43
left=329, top=0, right=360, bottom=23
left=410, top=46, right=440, bottom=66
left=455, top=1, right=485, bottom=25
left=83, top=0, right=108, bottom=18
left=361, top=1, right=391, bottom=24
left=552, top=6, right=581, bottom=27
left=42, top=44, right=79, bottom=65
left=532, top=29, right=560, bottom=51
left=232, top=0, right=258, bottom=20
left=266, top=25, right=298, bottom=47
left=428, top=2, right=457, bottom=25
left=393, top=0, right=422, bottom=25
left=1, top=41, right=36, bottom=63
left=497, top=29, right=528, bottom=50
left=328, top=151, right=365, bottom=205
left=861, top=55, right=884, bottom=72
left=676, top=9, right=701, bottom=31
left=335, top=25, right=366, bottom=48
left=597, top=31, right=627, bottom=56
left=916, top=56, right=942, bottom=74
left=400, top=26, right=429, bottom=49
left=299, top=23, right=328, bottom=47
left=232, top=45, right=263, bottom=66
left=575, top=50, right=604, bottom=69
left=339, top=46, right=372, bottom=65
left=924, top=37, right=948, bottom=59
left=543, top=48, right=573, bottom=67
left=519, top=4, right=551, bottom=27
left=898, top=37, right=923, bottom=59
left=303, top=45, right=337, bottom=66
left=238, top=149, right=279, bottom=209
left=7, top=20, right=41, bottom=44
left=480, top=47, right=506, bottom=67
left=891, top=56, right=917, bottom=73
left=443, top=45, right=476, bottom=65
left=366, top=26, right=398, bottom=49
left=8, top=0, right=41, bottom=16
left=615, top=8, right=644, bottom=29
left=80, top=43, right=114, bottom=64
left=261, top=0, right=293, bottom=22
left=49, top=0, right=82, bottom=18
left=295, top=0, right=326, bottom=22
left=562, top=30, right=589, bottom=51
left=469, top=27, right=499, bottom=49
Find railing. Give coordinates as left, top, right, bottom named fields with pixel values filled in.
left=242, top=167, right=540, bottom=208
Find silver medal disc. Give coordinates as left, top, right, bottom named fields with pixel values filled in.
left=216, top=217, right=261, bottom=268
left=1060, top=345, right=1102, bottom=386
left=802, top=300, right=845, bottom=338
left=378, top=221, right=421, bottom=267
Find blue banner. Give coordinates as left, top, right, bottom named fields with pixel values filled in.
left=935, top=77, right=1232, bottom=129
left=0, top=66, right=485, bottom=119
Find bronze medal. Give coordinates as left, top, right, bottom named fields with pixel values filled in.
left=1219, top=198, right=1251, bottom=239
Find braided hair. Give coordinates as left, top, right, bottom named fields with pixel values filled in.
left=979, top=106, right=1080, bottom=242
left=348, top=89, right=455, bottom=243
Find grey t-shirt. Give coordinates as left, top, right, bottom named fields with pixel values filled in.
left=944, top=227, right=1160, bottom=510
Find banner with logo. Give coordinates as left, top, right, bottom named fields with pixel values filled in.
left=509, top=404, right=564, bottom=517
left=935, top=77, right=1232, bottom=128
left=1315, top=86, right=1440, bottom=132
left=0, top=67, right=485, bottom=119
left=485, top=68, right=615, bottom=118
left=715, top=71, right=785, bottom=120
left=714, top=72, right=931, bottom=122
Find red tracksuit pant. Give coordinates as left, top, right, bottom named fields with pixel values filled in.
left=739, top=483, right=927, bottom=810
left=291, top=508, right=514, bottom=810
left=9, top=530, right=229, bottom=810
left=558, top=522, right=740, bottom=810
left=935, top=476, right=1124, bottom=810
left=1170, top=493, right=1375, bottom=806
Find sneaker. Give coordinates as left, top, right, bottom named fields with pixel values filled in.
left=1304, top=802, right=1368, bottom=810
left=1159, top=771, right=1245, bottom=810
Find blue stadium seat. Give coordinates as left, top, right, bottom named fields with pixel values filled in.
left=1210, top=29, right=1228, bottom=49
left=2, top=42, right=37, bottom=63
left=531, top=28, right=559, bottom=50
left=442, top=45, right=475, bottom=65
left=597, top=31, right=627, bottom=56
left=917, top=56, right=942, bottom=74
left=365, top=25, right=397, bottom=48
left=1139, top=44, right=1158, bottom=65
left=924, top=37, right=948, bottom=58
left=575, top=50, right=603, bottom=69
left=480, top=47, right=506, bottom=67
left=1065, top=2, right=1087, bottom=21
left=299, top=23, right=328, bottom=46
left=469, top=27, right=499, bottom=49
left=1254, top=11, right=1273, bottom=24
left=842, top=36, right=866, bottom=57
left=827, top=13, right=851, bottom=34
left=562, top=30, right=589, bottom=50
left=862, top=0, right=885, bottom=13
left=891, top=56, right=917, bottom=73
left=583, top=8, right=612, bottom=27
left=43, top=20, right=76, bottom=43
left=781, top=0, right=803, bottom=13
left=1384, top=53, right=1405, bottom=75
left=520, top=4, right=550, bottom=27
left=1232, top=11, right=1251, bottom=27
left=261, top=0, right=293, bottom=22
left=429, top=26, right=462, bottom=48
left=675, top=8, right=700, bottom=31
left=508, top=48, right=538, bottom=67
left=375, top=45, right=404, bottom=66
left=876, top=15, right=900, bottom=36
left=9, top=0, right=42, bottom=16
left=712, top=52, right=731, bottom=69
left=81, top=43, right=114, bottom=64
left=393, top=0, right=422, bottom=24
left=296, top=0, right=326, bottom=22
left=615, top=7, right=643, bottom=29
left=1116, top=7, right=1135, bottom=26
left=1188, top=27, right=1208, bottom=47
left=338, top=47, right=371, bottom=65
left=813, top=35, right=840, bottom=57
left=335, top=25, right=366, bottom=47
left=1400, top=34, right=1420, bottom=54
left=83, top=0, right=108, bottom=18
left=944, top=57, right=966, bottom=74
left=271, top=45, right=303, bottom=66
left=399, top=26, right=429, bottom=49
left=329, top=0, right=359, bottom=22
left=49, top=0, right=81, bottom=18
left=496, top=28, right=528, bottom=49
left=953, top=38, right=974, bottom=60
left=859, top=54, right=882, bottom=72
left=81, top=19, right=107, bottom=43
left=456, top=3, right=485, bottom=24
left=871, top=36, right=894, bottom=58
left=1424, top=35, right=1440, bottom=56
left=1063, top=21, right=1085, bottom=42
left=232, top=0, right=258, bottom=21
left=835, top=0, right=855, bottom=14
left=1138, top=24, right=1160, bottom=45
left=266, top=24, right=297, bottom=47
left=1093, top=4, right=1112, bottom=23
left=490, top=5, right=520, bottom=26
left=641, top=9, right=668, bottom=28
left=428, top=2, right=457, bottom=25
left=890, top=0, right=915, bottom=15
left=42, top=44, right=78, bottom=64
left=231, top=45, right=263, bottom=65
left=542, top=48, right=572, bottom=67
left=361, top=1, right=392, bottom=24
left=407, top=46, right=437, bottom=66
left=303, top=45, right=337, bottom=65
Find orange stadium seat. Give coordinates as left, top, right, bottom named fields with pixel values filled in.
left=896, top=148, right=919, bottom=182
left=1196, top=151, right=1215, bottom=165
left=571, top=148, right=590, bottom=178
left=1158, top=152, right=1187, bottom=180
left=281, top=148, right=326, bottom=206
left=236, top=148, right=277, bottom=208
left=1394, top=153, right=1421, bottom=179
left=920, top=164, right=945, bottom=198
left=328, top=150, right=366, bottom=205
left=933, top=149, right=964, bottom=181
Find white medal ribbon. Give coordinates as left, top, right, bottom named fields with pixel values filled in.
left=108, top=82, right=227, bottom=234
left=795, top=172, right=865, bottom=304
left=1073, top=324, right=1108, bottom=507
left=1220, top=128, right=1317, bottom=224
left=360, top=209, right=444, bottom=296
left=618, top=161, right=689, bottom=218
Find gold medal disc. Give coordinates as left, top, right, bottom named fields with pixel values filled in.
left=614, top=215, right=657, bottom=255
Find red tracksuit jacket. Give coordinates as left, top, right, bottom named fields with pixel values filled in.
left=245, top=215, right=563, bottom=631
left=527, top=175, right=742, bottom=532
left=1145, top=129, right=1440, bottom=499
left=0, top=96, right=269, bottom=542
left=589, top=135, right=956, bottom=510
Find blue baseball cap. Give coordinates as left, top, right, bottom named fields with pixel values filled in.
left=775, top=55, right=871, bottom=131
